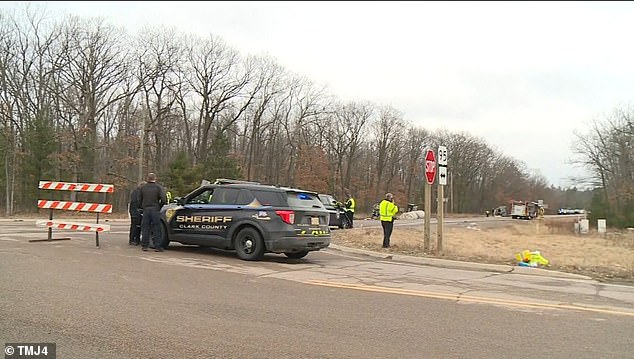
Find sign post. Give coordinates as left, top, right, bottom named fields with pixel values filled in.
left=436, top=146, right=448, bottom=254
left=424, top=148, right=436, bottom=252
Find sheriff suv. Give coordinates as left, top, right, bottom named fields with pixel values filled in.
left=159, top=179, right=331, bottom=260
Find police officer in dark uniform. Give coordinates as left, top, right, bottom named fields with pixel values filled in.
left=138, top=173, right=167, bottom=252
left=128, top=181, right=145, bottom=245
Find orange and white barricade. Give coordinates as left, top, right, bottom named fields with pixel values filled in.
left=33, top=180, right=114, bottom=247
left=37, top=200, right=112, bottom=213
left=38, top=181, right=114, bottom=193
left=35, top=220, right=111, bottom=232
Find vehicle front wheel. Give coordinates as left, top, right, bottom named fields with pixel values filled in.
left=234, top=227, right=265, bottom=261
left=284, top=250, right=309, bottom=259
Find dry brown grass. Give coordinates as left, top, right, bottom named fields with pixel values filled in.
left=332, top=217, right=634, bottom=284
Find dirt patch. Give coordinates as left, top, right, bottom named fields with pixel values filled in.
left=332, top=218, right=634, bottom=285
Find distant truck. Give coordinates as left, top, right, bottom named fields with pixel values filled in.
left=509, top=200, right=539, bottom=220
left=558, top=208, right=586, bottom=215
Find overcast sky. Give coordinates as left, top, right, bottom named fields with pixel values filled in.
left=7, top=1, right=634, bottom=188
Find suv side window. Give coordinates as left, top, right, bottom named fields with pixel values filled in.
left=210, top=188, right=240, bottom=205
left=187, top=188, right=215, bottom=204
left=251, top=190, right=286, bottom=206
left=236, top=189, right=255, bottom=205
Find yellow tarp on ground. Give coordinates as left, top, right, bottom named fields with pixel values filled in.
left=515, top=249, right=549, bottom=267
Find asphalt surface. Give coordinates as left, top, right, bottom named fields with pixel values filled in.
left=1, top=218, right=633, bottom=358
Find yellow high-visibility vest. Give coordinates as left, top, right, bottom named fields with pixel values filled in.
left=346, top=197, right=356, bottom=212
left=379, top=199, right=398, bottom=222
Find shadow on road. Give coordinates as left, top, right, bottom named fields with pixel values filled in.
left=163, top=244, right=314, bottom=265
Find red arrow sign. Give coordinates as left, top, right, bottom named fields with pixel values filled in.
left=425, top=149, right=436, bottom=185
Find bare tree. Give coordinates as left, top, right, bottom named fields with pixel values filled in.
left=573, top=107, right=634, bottom=226
left=403, top=126, right=430, bottom=204
left=185, top=34, right=253, bottom=164
left=371, top=104, right=401, bottom=199
left=134, top=26, right=186, bottom=180
left=0, top=9, right=18, bottom=215
left=53, top=16, right=131, bottom=183
left=439, top=131, right=494, bottom=213
left=277, top=75, right=327, bottom=186
left=334, top=101, right=372, bottom=194
left=0, top=5, right=64, bottom=210
left=237, top=55, right=286, bottom=181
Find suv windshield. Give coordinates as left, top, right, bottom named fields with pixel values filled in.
left=318, top=194, right=337, bottom=207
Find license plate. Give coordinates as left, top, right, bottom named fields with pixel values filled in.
left=311, top=217, right=320, bottom=225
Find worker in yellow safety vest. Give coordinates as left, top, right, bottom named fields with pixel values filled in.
left=344, top=191, right=356, bottom=228
left=379, top=192, right=399, bottom=248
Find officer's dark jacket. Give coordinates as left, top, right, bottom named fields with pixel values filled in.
left=139, top=182, right=167, bottom=209
left=129, top=187, right=142, bottom=217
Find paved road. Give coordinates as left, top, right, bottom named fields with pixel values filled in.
left=1, top=219, right=632, bottom=358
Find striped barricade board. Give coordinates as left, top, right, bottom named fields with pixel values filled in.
left=36, top=180, right=114, bottom=246
left=35, top=219, right=111, bottom=232
left=37, top=200, right=113, bottom=213
left=38, top=181, right=114, bottom=193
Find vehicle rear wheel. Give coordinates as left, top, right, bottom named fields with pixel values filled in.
left=234, top=227, right=265, bottom=261
left=284, top=250, right=309, bottom=259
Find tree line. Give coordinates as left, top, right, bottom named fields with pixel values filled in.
left=0, top=6, right=628, bottom=226
left=573, top=108, right=634, bottom=227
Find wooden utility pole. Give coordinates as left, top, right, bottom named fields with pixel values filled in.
left=424, top=182, right=431, bottom=252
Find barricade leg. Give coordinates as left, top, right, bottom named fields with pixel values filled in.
left=29, top=209, right=71, bottom=243
left=95, top=212, right=100, bottom=248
